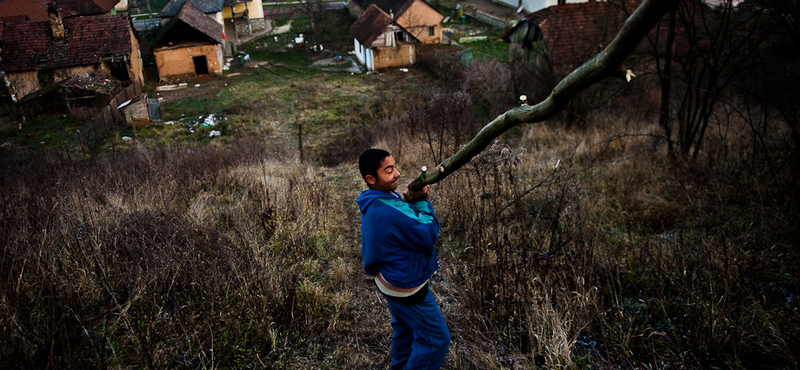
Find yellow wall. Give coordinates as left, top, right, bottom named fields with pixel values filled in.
left=7, top=65, right=97, bottom=101
left=397, top=0, right=444, bottom=44
left=373, top=44, right=414, bottom=70
left=154, top=44, right=223, bottom=82
left=5, top=71, right=39, bottom=101
left=128, top=32, right=145, bottom=83
left=223, top=0, right=263, bottom=19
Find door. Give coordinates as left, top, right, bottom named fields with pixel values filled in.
left=193, top=56, right=209, bottom=75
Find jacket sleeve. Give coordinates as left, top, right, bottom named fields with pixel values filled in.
left=388, top=199, right=439, bottom=252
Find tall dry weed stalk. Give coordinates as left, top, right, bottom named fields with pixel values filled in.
left=0, top=138, right=369, bottom=368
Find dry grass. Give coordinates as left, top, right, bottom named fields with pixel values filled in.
left=1, top=55, right=798, bottom=369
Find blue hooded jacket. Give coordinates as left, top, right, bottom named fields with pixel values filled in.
left=357, top=188, right=440, bottom=289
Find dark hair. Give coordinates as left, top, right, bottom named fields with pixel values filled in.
left=359, top=149, right=390, bottom=181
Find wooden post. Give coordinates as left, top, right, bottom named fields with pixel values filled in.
left=77, top=130, right=87, bottom=156
left=63, top=138, right=72, bottom=164
left=298, top=123, right=304, bottom=163
left=40, top=141, right=47, bottom=159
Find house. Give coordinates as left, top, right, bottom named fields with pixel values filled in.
left=222, top=0, right=267, bottom=40
left=0, top=0, right=123, bottom=22
left=158, top=0, right=225, bottom=25
left=151, top=2, right=224, bottom=81
left=492, top=0, right=592, bottom=15
left=351, top=4, right=420, bottom=71
left=350, top=0, right=445, bottom=44
left=0, top=2, right=144, bottom=102
left=503, top=1, right=627, bottom=70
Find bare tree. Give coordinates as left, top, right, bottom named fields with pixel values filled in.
left=410, top=0, right=677, bottom=190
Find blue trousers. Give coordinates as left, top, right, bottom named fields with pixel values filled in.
left=384, top=289, right=450, bottom=370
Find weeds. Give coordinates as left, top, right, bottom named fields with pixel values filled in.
left=1, top=27, right=799, bottom=370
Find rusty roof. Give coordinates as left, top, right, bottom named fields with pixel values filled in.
left=505, top=2, right=628, bottom=67
left=351, top=4, right=394, bottom=47
left=0, top=13, right=133, bottom=72
left=0, top=0, right=119, bottom=22
left=153, top=1, right=223, bottom=48
left=158, top=0, right=224, bottom=17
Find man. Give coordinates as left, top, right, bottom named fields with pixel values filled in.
left=356, top=149, right=450, bottom=370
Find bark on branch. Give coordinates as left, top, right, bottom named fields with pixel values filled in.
left=410, top=0, right=676, bottom=190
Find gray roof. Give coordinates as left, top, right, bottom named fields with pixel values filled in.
left=153, top=1, right=224, bottom=47
left=158, top=0, right=224, bottom=17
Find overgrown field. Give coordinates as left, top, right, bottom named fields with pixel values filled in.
left=2, top=14, right=800, bottom=370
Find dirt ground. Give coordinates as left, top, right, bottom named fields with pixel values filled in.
left=147, top=0, right=523, bottom=105
left=151, top=75, right=231, bottom=104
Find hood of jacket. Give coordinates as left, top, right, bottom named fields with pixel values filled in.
left=356, top=188, right=402, bottom=214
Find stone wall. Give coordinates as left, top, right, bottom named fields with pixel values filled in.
left=234, top=17, right=268, bottom=37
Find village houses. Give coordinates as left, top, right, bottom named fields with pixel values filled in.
left=152, top=1, right=225, bottom=81
left=350, top=0, right=445, bottom=71
left=0, top=0, right=144, bottom=102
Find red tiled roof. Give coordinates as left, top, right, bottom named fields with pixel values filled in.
left=0, top=14, right=133, bottom=72
left=539, top=2, right=626, bottom=66
left=505, top=2, right=630, bottom=67
left=0, top=0, right=119, bottom=22
left=0, top=15, right=30, bottom=24
left=350, top=3, right=393, bottom=47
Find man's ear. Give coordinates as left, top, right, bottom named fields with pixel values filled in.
left=365, top=175, right=376, bottom=186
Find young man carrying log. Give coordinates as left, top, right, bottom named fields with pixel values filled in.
left=356, top=149, right=450, bottom=370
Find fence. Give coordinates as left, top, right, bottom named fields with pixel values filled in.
left=263, top=1, right=346, bottom=19
left=86, top=79, right=144, bottom=146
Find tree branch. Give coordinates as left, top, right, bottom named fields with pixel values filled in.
left=410, top=0, right=676, bottom=190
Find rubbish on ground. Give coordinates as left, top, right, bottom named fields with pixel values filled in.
left=155, top=84, right=187, bottom=91
left=176, top=113, right=228, bottom=137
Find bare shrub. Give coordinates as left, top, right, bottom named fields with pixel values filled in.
left=0, top=138, right=364, bottom=368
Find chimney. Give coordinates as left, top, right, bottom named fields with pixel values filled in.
left=46, top=2, right=66, bottom=41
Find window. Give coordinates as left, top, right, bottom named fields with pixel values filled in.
left=395, top=31, right=404, bottom=43
left=429, top=26, right=435, bottom=37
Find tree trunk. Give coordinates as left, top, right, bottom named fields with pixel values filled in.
left=659, top=6, right=677, bottom=158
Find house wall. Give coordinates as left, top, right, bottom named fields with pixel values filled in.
left=370, top=25, right=406, bottom=48
left=127, top=30, right=145, bottom=83
left=211, top=11, right=224, bottom=25
left=5, top=65, right=95, bottom=102
left=223, top=0, right=264, bottom=19
left=123, top=98, right=151, bottom=127
left=372, top=44, right=414, bottom=70
left=397, top=0, right=444, bottom=44
left=154, top=43, right=223, bottom=81
left=353, top=39, right=374, bottom=70
left=115, top=0, right=129, bottom=11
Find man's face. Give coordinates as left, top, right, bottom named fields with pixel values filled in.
left=367, top=155, right=400, bottom=192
